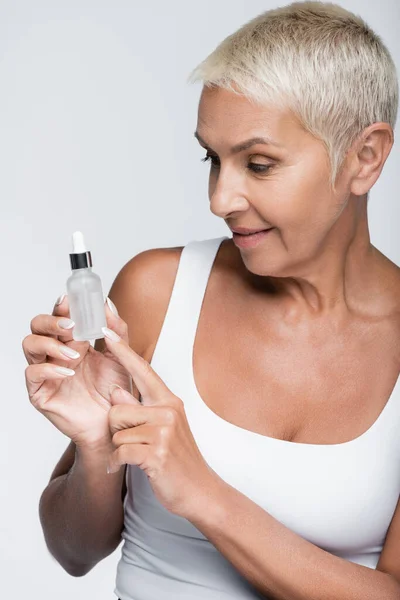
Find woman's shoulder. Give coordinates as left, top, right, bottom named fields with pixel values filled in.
left=371, top=246, right=400, bottom=317
left=367, top=247, right=400, bottom=366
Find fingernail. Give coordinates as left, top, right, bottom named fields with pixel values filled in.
left=101, top=326, right=121, bottom=342
left=59, top=346, right=80, bottom=359
left=58, top=318, right=75, bottom=329
left=109, top=383, right=123, bottom=395
left=55, top=293, right=66, bottom=306
left=55, top=366, right=75, bottom=376
left=106, top=297, right=119, bottom=316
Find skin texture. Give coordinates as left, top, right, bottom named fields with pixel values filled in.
left=107, top=85, right=400, bottom=599
left=195, top=85, right=396, bottom=320
left=39, top=83, right=400, bottom=594
left=171, top=85, right=400, bottom=598
left=99, top=85, right=400, bottom=597
left=190, top=84, right=400, bottom=447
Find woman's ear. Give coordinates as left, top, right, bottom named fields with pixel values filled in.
left=349, top=122, right=394, bottom=196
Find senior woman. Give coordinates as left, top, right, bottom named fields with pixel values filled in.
left=29, top=2, right=400, bottom=599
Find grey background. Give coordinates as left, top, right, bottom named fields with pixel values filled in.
left=1, top=1, right=399, bottom=598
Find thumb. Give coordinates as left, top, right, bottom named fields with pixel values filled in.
left=109, top=384, right=140, bottom=406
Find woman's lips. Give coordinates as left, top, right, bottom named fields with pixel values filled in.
left=232, top=228, right=274, bottom=248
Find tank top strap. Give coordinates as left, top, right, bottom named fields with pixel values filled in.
left=149, top=236, right=229, bottom=400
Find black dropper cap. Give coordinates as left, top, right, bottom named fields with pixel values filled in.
left=69, top=231, right=93, bottom=270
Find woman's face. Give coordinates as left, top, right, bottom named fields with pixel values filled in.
left=195, top=85, right=356, bottom=278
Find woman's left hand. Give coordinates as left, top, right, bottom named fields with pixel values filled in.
left=102, top=326, right=220, bottom=519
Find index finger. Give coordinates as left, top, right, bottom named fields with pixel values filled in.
left=102, top=327, right=171, bottom=404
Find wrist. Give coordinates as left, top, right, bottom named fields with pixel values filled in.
left=75, top=435, right=114, bottom=456
left=183, top=467, right=228, bottom=525
left=73, top=439, right=115, bottom=474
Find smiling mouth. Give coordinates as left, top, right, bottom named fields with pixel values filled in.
left=233, top=228, right=273, bottom=236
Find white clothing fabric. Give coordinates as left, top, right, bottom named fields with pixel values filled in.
left=114, top=236, right=400, bottom=600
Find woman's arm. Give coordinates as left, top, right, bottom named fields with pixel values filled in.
left=38, top=247, right=184, bottom=576
left=39, top=441, right=126, bottom=576
left=188, top=477, right=400, bottom=600
left=38, top=252, right=148, bottom=576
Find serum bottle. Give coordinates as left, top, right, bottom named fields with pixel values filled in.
left=66, top=231, right=107, bottom=342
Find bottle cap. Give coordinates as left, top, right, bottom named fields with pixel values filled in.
left=69, top=230, right=93, bottom=270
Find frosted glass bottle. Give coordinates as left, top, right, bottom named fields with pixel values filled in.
left=66, top=231, right=107, bottom=342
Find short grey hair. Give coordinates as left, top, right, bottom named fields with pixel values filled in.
left=187, top=1, right=398, bottom=192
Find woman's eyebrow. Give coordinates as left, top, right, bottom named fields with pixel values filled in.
left=194, top=131, right=283, bottom=153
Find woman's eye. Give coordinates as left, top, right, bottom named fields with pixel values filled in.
left=200, top=153, right=271, bottom=174
left=201, top=154, right=220, bottom=168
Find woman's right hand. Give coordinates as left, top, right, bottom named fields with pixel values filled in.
left=23, top=294, right=133, bottom=451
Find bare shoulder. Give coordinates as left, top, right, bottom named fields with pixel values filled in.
left=108, top=245, right=185, bottom=358
left=374, top=250, right=400, bottom=356
left=373, top=247, right=400, bottom=312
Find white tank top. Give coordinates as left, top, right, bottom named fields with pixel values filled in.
left=114, top=235, right=400, bottom=600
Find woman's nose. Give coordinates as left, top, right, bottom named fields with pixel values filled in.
left=209, top=180, right=249, bottom=218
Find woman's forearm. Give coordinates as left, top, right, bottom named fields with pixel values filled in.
left=188, top=477, right=400, bottom=600
left=39, top=443, right=126, bottom=576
